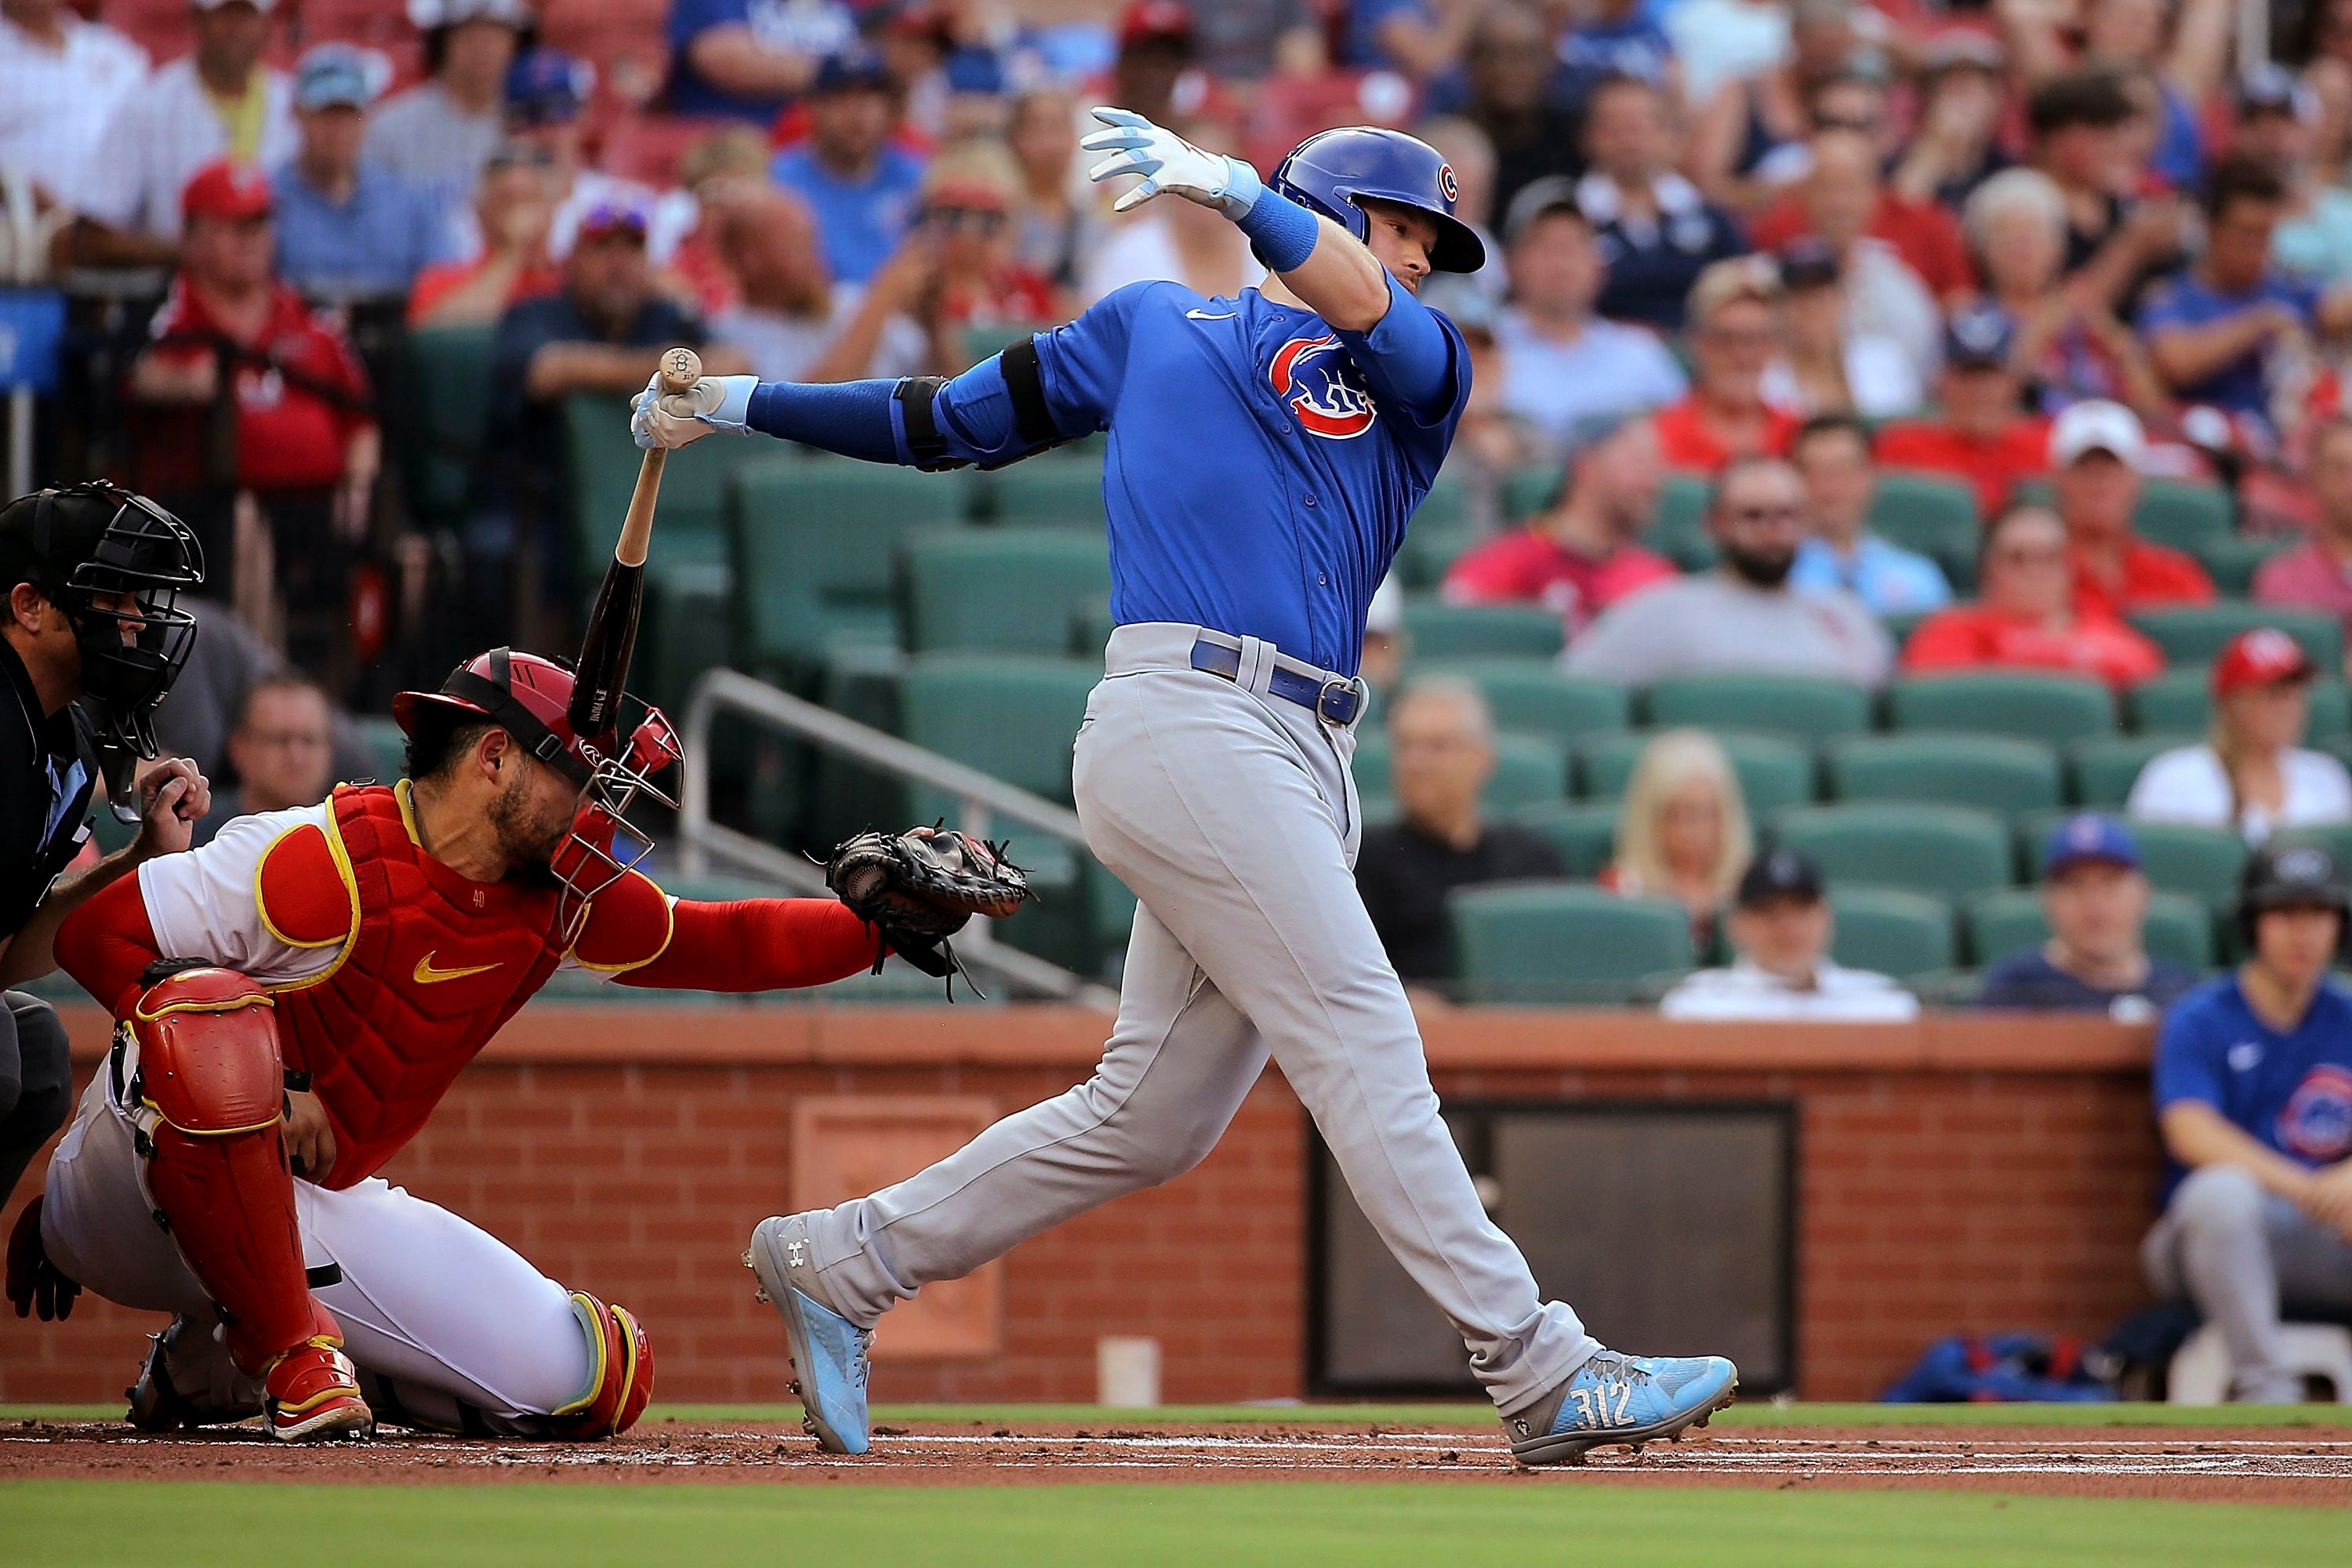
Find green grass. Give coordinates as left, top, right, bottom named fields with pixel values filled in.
left=7, top=1480, right=2346, bottom=1567
left=13, top=1399, right=2352, bottom=1428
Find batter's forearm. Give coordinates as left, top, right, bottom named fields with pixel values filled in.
left=1261, top=209, right=1393, bottom=332
left=743, top=350, right=1049, bottom=469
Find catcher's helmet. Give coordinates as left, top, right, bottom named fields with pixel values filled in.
left=0, top=481, right=203, bottom=758
left=2234, top=840, right=2350, bottom=950
left=1267, top=126, right=1485, bottom=274
left=395, top=648, right=680, bottom=937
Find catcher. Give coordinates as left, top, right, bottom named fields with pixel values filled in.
left=4, top=646, right=1024, bottom=1441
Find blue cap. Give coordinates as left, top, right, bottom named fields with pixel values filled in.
left=2042, top=813, right=2142, bottom=877
left=506, top=45, right=590, bottom=125
left=295, top=45, right=376, bottom=111
left=1945, top=301, right=2016, bottom=369
left=815, top=45, right=894, bottom=93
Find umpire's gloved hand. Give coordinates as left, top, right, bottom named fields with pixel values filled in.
left=1082, top=107, right=1263, bottom=220
left=5, top=1196, right=80, bottom=1322
left=630, top=372, right=758, bottom=452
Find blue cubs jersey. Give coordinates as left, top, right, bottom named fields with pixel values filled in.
left=2152, top=974, right=2352, bottom=1198
left=1029, top=279, right=1469, bottom=677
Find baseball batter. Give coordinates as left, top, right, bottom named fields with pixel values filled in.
left=633, top=112, right=1736, bottom=1464
left=4, top=649, right=949, bottom=1440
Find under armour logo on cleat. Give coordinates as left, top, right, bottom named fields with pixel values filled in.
left=786, top=1238, right=808, bottom=1269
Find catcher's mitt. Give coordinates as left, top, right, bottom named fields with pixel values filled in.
left=826, top=826, right=1032, bottom=984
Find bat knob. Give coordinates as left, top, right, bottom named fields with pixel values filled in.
left=659, top=347, right=702, bottom=394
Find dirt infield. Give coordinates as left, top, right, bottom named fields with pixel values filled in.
left=7, top=1416, right=2352, bottom=1504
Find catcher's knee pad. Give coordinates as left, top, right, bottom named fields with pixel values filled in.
left=125, top=966, right=328, bottom=1374
left=546, top=1290, right=654, bottom=1439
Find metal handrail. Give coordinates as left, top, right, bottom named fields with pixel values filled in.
left=678, top=668, right=1116, bottom=1007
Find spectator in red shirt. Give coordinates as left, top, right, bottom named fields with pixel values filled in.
left=1653, top=258, right=1799, bottom=472
left=1442, top=414, right=1675, bottom=639
left=2255, top=416, right=2352, bottom=661
left=129, top=159, right=376, bottom=681
left=1746, top=89, right=1976, bottom=307
left=406, top=142, right=560, bottom=328
left=1875, top=304, right=2055, bottom=517
left=1904, top=502, right=2166, bottom=687
left=2049, top=399, right=2216, bottom=619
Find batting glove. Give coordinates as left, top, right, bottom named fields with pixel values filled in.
left=1081, top=107, right=1263, bottom=220
left=630, top=372, right=757, bottom=452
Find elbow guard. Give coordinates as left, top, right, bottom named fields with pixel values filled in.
left=895, top=339, right=1076, bottom=472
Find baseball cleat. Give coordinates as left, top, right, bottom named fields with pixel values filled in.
left=263, top=1341, right=374, bottom=1443
left=1504, top=1349, right=1737, bottom=1468
left=746, top=1214, right=873, bottom=1455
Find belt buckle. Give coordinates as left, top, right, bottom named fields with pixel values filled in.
left=1314, top=675, right=1358, bottom=727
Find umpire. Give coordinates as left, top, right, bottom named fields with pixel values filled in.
left=0, top=482, right=208, bottom=1210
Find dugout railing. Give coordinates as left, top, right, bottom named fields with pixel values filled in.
left=677, top=666, right=1118, bottom=1007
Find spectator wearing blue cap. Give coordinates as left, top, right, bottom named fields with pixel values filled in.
left=770, top=47, right=927, bottom=286
left=666, top=0, right=857, bottom=124
left=366, top=0, right=535, bottom=227
left=498, top=45, right=695, bottom=264
left=1979, top=815, right=2200, bottom=1017
left=1877, top=303, right=2053, bottom=519
left=271, top=45, right=455, bottom=298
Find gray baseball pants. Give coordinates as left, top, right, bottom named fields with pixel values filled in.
left=803, top=623, right=1596, bottom=1412
left=2143, top=1163, right=2352, bottom=1401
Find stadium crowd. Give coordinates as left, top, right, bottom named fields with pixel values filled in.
left=9, top=0, right=2352, bottom=1011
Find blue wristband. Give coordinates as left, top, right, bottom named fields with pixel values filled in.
left=1233, top=184, right=1321, bottom=274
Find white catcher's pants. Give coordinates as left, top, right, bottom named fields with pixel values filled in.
left=805, top=623, right=1597, bottom=1410
left=41, top=1067, right=593, bottom=1429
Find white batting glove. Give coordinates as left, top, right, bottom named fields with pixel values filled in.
left=1081, top=107, right=1263, bottom=219
left=630, top=372, right=757, bottom=452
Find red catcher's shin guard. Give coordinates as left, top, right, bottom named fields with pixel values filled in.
left=127, top=967, right=321, bottom=1375
left=546, top=1291, right=654, bottom=1439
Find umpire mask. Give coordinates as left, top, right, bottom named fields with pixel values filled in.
left=0, top=483, right=205, bottom=757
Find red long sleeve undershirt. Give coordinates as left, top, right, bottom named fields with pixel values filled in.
left=52, top=873, right=886, bottom=1013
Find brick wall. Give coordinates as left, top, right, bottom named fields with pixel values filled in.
left=0, top=1007, right=2158, bottom=1406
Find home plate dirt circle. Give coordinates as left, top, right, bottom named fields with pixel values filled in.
left=7, top=1420, right=2351, bottom=1504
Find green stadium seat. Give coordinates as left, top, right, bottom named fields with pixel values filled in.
left=1828, top=887, right=1956, bottom=980
left=638, top=560, right=733, bottom=711
left=1414, top=470, right=1472, bottom=530
left=1642, top=673, right=1872, bottom=742
left=2128, top=669, right=2352, bottom=741
left=1511, top=800, right=1624, bottom=876
left=400, top=325, right=495, bottom=524
left=898, top=655, right=1095, bottom=808
left=1396, top=521, right=1480, bottom=590
left=1886, top=671, right=2117, bottom=745
left=1825, top=733, right=2063, bottom=814
left=1645, top=474, right=1711, bottom=561
left=1071, top=595, right=1118, bottom=658
left=2273, top=822, right=2352, bottom=869
left=1963, top=886, right=2216, bottom=971
left=352, top=716, right=407, bottom=784
left=1575, top=729, right=1815, bottom=815
left=901, top=530, right=1110, bottom=655
left=2067, top=733, right=2188, bottom=808
left=731, top=460, right=971, bottom=673
left=987, top=457, right=1105, bottom=527
left=2113, top=820, right=2248, bottom=910
left=1772, top=803, right=2013, bottom=901
left=1448, top=884, right=1691, bottom=1004
left=1399, top=599, right=1565, bottom=659
left=2197, top=533, right=2292, bottom=597
left=2129, top=604, right=2343, bottom=673
left=1868, top=472, right=1978, bottom=560
left=1503, top=463, right=1561, bottom=521
left=1352, top=730, right=1570, bottom=815
left=565, top=394, right=753, bottom=575
left=1409, top=661, right=1631, bottom=748
left=2132, top=478, right=2234, bottom=552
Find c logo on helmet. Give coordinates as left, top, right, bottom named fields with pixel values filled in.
left=1270, top=334, right=1377, bottom=440
left=1438, top=163, right=1459, bottom=205
left=2277, top=1065, right=2352, bottom=1162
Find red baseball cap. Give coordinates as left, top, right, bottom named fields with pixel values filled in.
left=2212, top=627, right=2318, bottom=697
left=1120, top=0, right=1195, bottom=47
left=181, top=160, right=273, bottom=224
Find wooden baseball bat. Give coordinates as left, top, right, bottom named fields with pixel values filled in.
left=569, top=346, right=702, bottom=741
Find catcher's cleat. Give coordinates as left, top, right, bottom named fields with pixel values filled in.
left=1504, top=1349, right=1737, bottom=1468
left=264, top=1341, right=374, bottom=1443
left=125, top=1317, right=260, bottom=1432
left=746, top=1214, right=873, bottom=1454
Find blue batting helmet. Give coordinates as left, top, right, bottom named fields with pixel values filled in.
left=1268, top=126, right=1486, bottom=274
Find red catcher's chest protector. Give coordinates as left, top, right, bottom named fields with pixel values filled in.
left=260, top=784, right=564, bottom=1187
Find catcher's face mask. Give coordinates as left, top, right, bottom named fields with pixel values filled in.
left=547, top=699, right=682, bottom=944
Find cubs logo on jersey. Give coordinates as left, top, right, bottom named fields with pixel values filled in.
left=2277, top=1063, right=2352, bottom=1162
left=1269, top=334, right=1377, bottom=440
